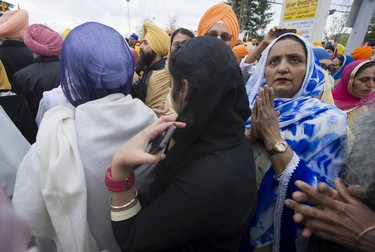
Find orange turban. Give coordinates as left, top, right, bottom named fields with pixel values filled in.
left=351, top=46, right=373, bottom=60
left=232, top=44, right=249, bottom=58
left=198, top=3, right=239, bottom=48
left=0, top=9, right=29, bottom=40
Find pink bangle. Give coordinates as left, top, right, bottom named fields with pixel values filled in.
left=105, top=166, right=135, bottom=192
left=355, top=225, right=375, bottom=249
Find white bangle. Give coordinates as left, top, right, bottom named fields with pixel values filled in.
left=109, top=189, right=138, bottom=209
left=111, top=200, right=142, bottom=221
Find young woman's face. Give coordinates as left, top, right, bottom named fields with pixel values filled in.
left=265, top=39, right=307, bottom=98
left=351, top=65, right=375, bottom=98
left=171, top=33, right=192, bottom=54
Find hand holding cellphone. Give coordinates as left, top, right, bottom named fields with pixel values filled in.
left=276, top=28, right=297, bottom=37
left=148, top=123, right=177, bottom=154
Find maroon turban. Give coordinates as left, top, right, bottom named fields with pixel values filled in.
left=23, top=24, right=63, bottom=57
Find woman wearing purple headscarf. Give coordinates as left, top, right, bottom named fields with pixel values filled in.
left=12, top=22, right=157, bottom=252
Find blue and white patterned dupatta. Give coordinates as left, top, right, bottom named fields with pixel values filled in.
left=244, top=34, right=348, bottom=252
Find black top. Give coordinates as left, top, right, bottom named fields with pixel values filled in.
left=0, top=91, right=37, bottom=144
left=13, top=56, right=60, bottom=117
left=0, top=40, right=33, bottom=86
left=112, top=63, right=257, bottom=251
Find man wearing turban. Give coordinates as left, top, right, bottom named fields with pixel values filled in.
left=128, top=33, right=138, bottom=49
left=233, top=44, right=252, bottom=83
left=351, top=46, right=374, bottom=60
left=131, top=22, right=171, bottom=111
left=198, top=3, right=239, bottom=48
left=13, top=24, right=63, bottom=117
left=0, top=9, right=33, bottom=88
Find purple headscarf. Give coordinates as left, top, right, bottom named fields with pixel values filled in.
left=60, top=22, right=134, bottom=107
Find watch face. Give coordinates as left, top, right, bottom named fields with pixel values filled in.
left=275, top=142, right=288, bottom=152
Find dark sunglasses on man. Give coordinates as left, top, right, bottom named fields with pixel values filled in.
left=205, top=31, right=233, bottom=42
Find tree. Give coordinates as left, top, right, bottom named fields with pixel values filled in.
left=324, top=0, right=351, bottom=44
left=225, top=0, right=273, bottom=40
left=166, top=16, right=178, bottom=31
left=0, top=1, right=15, bottom=16
left=364, top=13, right=375, bottom=42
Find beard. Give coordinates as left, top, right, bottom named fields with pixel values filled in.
left=138, top=49, right=157, bottom=70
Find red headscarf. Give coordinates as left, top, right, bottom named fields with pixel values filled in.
left=332, top=60, right=375, bottom=111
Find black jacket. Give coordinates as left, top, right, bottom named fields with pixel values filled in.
left=112, top=65, right=257, bottom=251
left=0, top=91, right=37, bottom=144
left=131, top=57, right=167, bottom=103
left=0, top=40, right=33, bottom=87
left=13, top=57, right=60, bottom=117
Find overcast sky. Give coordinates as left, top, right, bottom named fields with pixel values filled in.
left=6, top=0, right=283, bottom=37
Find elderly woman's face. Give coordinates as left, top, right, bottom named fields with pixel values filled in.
left=351, top=65, right=375, bottom=98
left=265, top=39, right=307, bottom=98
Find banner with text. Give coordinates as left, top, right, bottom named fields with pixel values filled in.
left=281, top=0, right=319, bottom=41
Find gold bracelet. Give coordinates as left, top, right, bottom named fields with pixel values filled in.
left=109, top=189, right=138, bottom=209
left=355, top=225, right=375, bottom=249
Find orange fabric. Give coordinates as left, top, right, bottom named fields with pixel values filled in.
left=351, top=46, right=373, bottom=60
left=2, top=2, right=5, bottom=13
left=232, top=44, right=249, bottom=58
left=198, top=3, right=239, bottom=48
left=0, top=9, right=29, bottom=40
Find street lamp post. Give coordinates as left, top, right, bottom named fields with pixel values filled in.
left=126, top=0, right=130, bottom=36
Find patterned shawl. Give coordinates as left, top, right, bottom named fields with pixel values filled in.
left=242, top=33, right=347, bottom=252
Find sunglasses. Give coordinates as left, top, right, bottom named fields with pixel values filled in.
left=205, top=31, right=233, bottom=42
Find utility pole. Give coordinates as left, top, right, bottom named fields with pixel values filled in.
left=126, top=0, right=131, bottom=36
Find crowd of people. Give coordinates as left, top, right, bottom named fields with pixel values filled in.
left=1, top=2, right=374, bottom=252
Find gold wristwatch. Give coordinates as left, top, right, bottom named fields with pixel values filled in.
left=267, top=141, right=289, bottom=156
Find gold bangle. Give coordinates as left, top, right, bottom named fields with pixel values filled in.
left=109, top=189, right=138, bottom=209
left=355, top=225, right=375, bottom=249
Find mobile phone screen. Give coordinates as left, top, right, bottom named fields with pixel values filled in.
left=276, top=29, right=297, bottom=37
left=148, top=123, right=177, bottom=154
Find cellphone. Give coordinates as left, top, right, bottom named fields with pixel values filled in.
left=148, top=123, right=177, bottom=154
left=276, top=28, right=297, bottom=37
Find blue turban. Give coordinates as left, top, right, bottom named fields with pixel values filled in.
left=130, top=33, right=138, bottom=41
left=60, top=22, right=134, bottom=107
left=313, top=46, right=332, bottom=60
